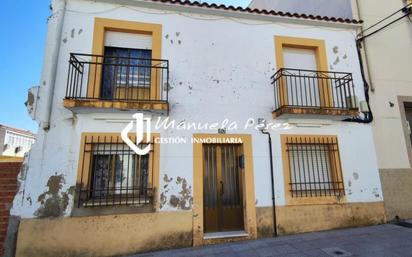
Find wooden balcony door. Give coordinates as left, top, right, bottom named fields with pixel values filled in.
left=203, top=144, right=244, bottom=233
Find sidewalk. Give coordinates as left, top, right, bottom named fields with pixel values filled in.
left=130, top=222, right=412, bottom=257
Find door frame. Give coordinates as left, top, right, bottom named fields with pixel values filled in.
left=192, top=134, right=257, bottom=246
left=203, top=144, right=244, bottom=233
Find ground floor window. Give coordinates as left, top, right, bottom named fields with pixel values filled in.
left=76, top=133, right=158, bottom=208
left=282, top=135, right=345, bottom=198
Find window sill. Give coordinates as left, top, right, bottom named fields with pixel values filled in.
left=71, top=204, right=155, bottom=217
left=82, top=199, right=151, bottom=207
left=63, top=98, right=169, bottom=113
left=286, top=195, right=346, bottom=206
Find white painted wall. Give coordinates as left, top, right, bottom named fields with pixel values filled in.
left=12, top=0, right=382, bottom=218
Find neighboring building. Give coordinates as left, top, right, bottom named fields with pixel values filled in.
left=355, top=0, right=412, bottom=220
left=251, top=0, right=412, bottom=222
left=9, top=0, right=385, bottom=256
left=0, top=160, right=22, bottom=257
left=249, top=0, right=353, bottom=19
left=0, top=125, right=35, bottom=157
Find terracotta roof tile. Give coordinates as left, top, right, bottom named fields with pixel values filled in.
left=149, top=0, right=363, bottom=24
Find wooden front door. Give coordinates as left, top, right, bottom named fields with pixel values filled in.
left=203, top=144, right=244, bottom=233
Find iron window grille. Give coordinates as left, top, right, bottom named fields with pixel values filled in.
left=285, top=136, right=345, bottom=198
left=77, top=135, right=154, bottom=208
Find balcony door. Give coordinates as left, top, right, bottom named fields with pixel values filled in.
left=283, top=47, right=324, bottom=107
left=101, top=31, right=153, bottom=101
left=203, top=144, right=244, bottom=233
left=275, top=36, right=332, bottom=109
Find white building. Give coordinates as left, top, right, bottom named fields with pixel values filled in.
left=10, top=0, right=386, bottom=256
left=356, top=0, right=412, bottom=220
left=0, top=125, right=35, bottom=158
left=251, top=0, right=412, bottom=227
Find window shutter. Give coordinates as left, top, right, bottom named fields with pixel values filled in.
left=104, top=31, right=152, bottom=50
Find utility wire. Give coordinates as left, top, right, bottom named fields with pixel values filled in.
left=357, top=2, right=411, bottom=41
left=361, top=2, right=411, bottom=33
left=358, top=11, right=411, bottom=41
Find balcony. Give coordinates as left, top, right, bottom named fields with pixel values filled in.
left=271, top=68, right=359, bottom=119
left=63, top=53, right=169, bottom=113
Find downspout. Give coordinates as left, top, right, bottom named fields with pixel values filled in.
left=43, top=0, right=67, bottom=130
left=344, top=0, right=411, bottom=124
left=353, top=0, right=374, bottom=92
left=343, top=0, right=374, bottom=124
left=260, top=130, right=277, bottom=237
left=342, top=40, right=374, bottom=123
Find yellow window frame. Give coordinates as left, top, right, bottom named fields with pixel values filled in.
left=76, top=132, right=161, bottom=210
left=280, top=134, right=346, bottom=205
left=88, top=18, right=163, bottom=101
left=274, top=36, right=332, bottom=108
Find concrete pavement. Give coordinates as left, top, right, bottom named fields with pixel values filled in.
left=130, top=222, right=412, bottom=257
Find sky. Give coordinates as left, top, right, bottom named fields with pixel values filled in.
left=0, top=0, right=250, bottom=133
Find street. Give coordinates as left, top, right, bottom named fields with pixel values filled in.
left=132, top=222, right=412, bottom=257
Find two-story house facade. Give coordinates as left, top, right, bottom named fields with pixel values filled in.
left=250, top=0, right=412, bottom=224
left=355, top=0, right=412, bottom=221
left=9, top=0, right=386, bottom=256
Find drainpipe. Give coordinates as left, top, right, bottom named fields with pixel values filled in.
left=342, top=40, right=374, bottom=124
left=259, top=127, right=277, bottom=237
left=342, top=0, right=374, bottom=124
left=354, top=0, right=374, bottom=92
left=42, top=0, right=67, bottom=130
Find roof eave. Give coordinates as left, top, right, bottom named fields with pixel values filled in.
left=86, top=0, right=363, bottom=29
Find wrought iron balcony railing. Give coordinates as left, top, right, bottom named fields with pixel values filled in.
left=271, top=68, right=359, bottom=117
left=65, top=53, right=169, bottom=104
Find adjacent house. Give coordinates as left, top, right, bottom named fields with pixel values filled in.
left=251, top=0, right=412, bottom=226
left=9, top=0, right=386, bottom=256
left=356, top=0, right=412, bottom=220
left=0, top=125, right=35, bottom=158
left=249, top=0, right=354, bottom=20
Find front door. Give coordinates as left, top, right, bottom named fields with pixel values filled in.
left=203, top=144, right=244, bottom=233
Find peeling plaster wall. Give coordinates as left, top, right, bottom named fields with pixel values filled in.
left=11, top=0, right=382, bottom=222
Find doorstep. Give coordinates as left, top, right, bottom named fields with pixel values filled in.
left=203, top=231, right=248, bottom=240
